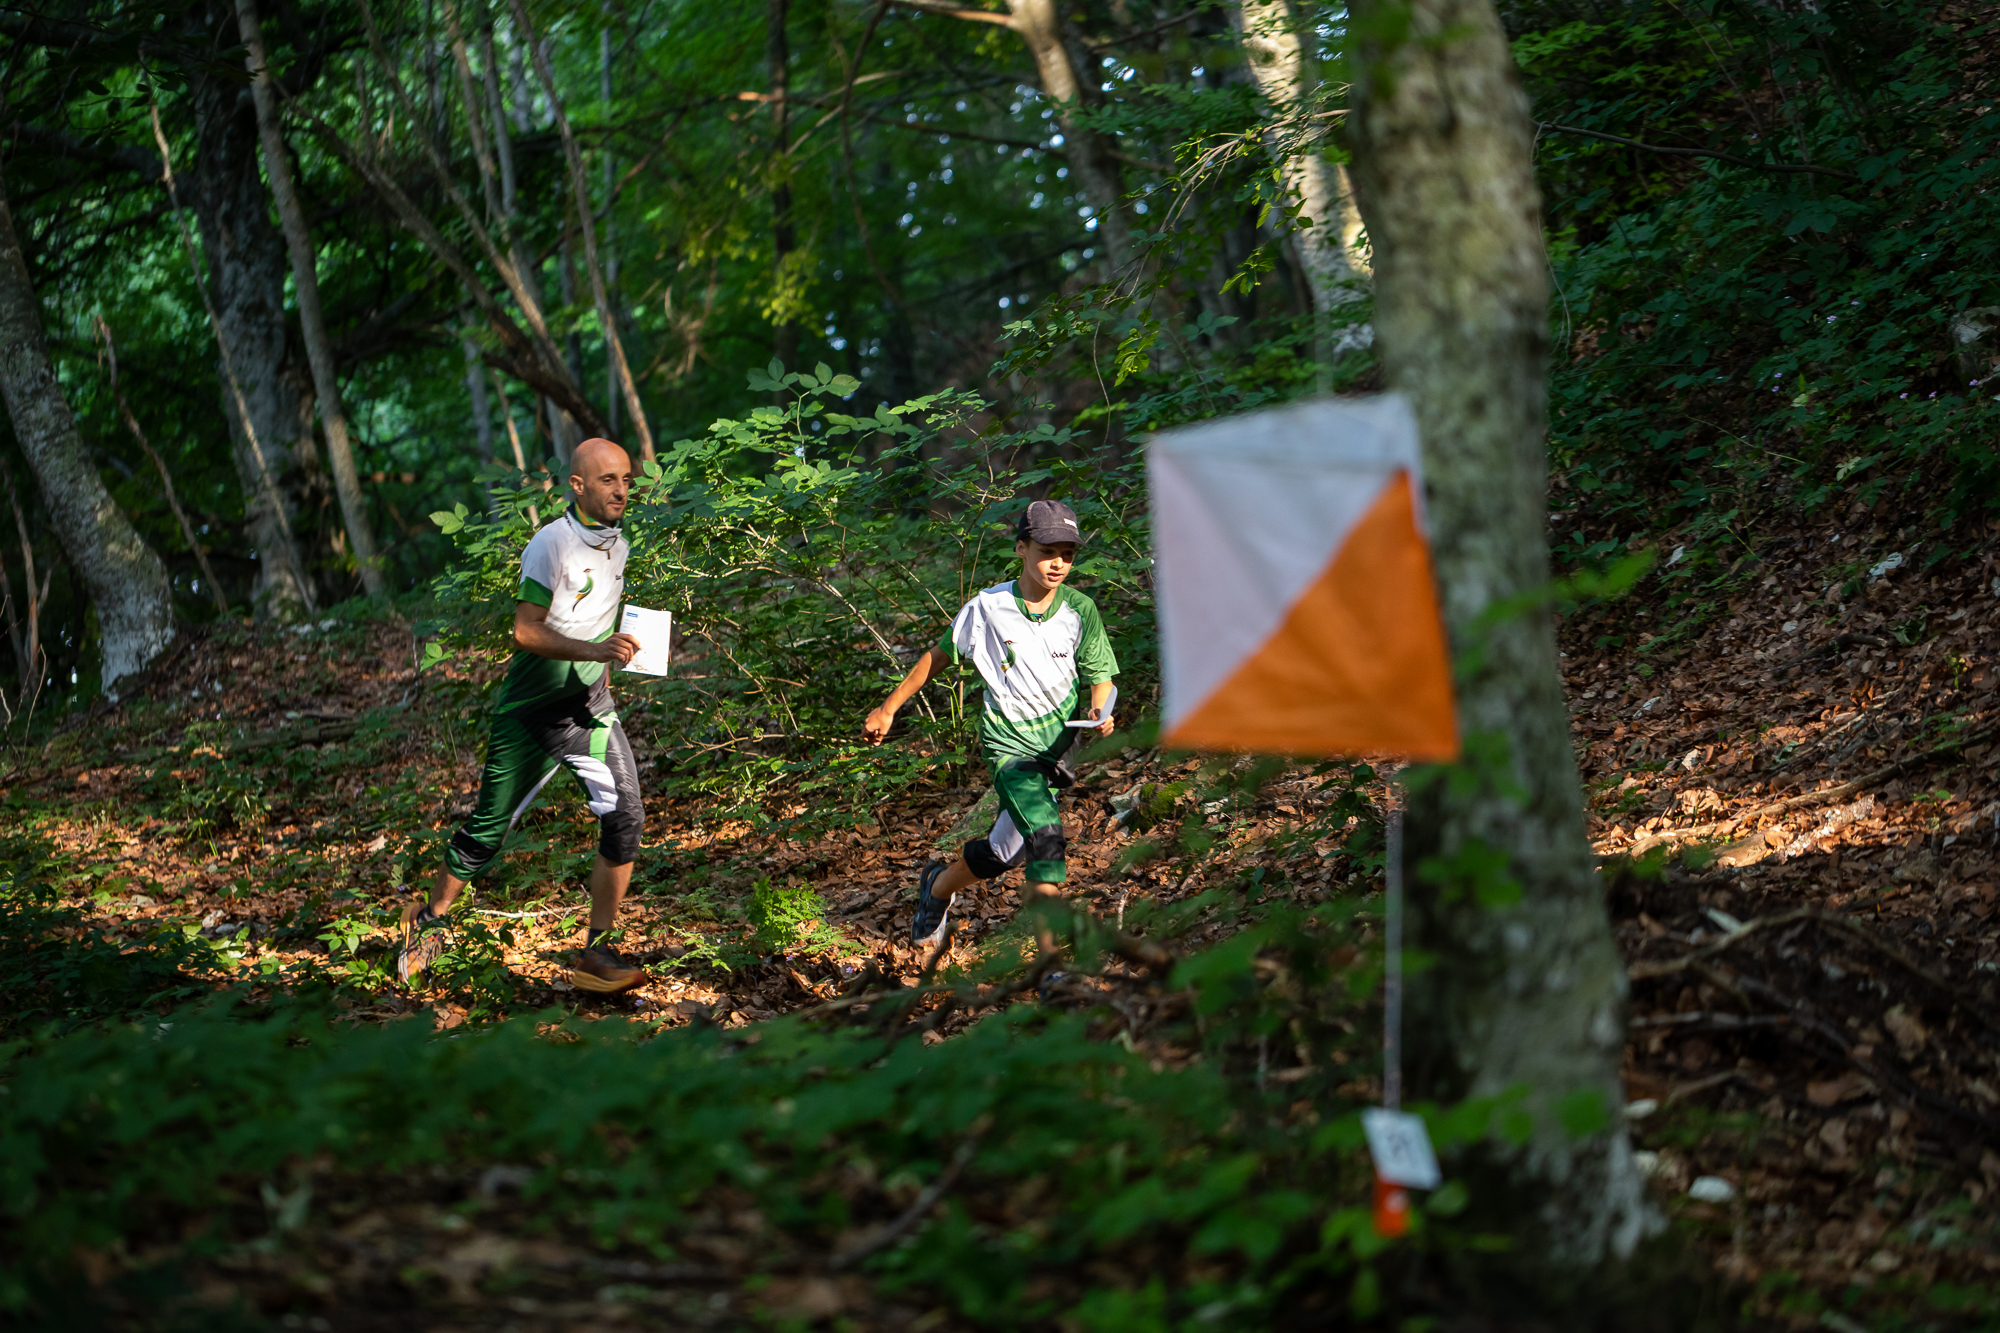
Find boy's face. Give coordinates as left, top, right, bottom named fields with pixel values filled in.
left=1017, top=539, right=1076, bottom=594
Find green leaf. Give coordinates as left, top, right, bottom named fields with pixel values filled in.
left=429, top=510, right=463, bottom=534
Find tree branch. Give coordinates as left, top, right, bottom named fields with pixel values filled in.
left=887, top=0, right=1017, bottom=28
left=8, top=123, right=161, bottom=181
left=1537, top=122, right=1861, bottom=182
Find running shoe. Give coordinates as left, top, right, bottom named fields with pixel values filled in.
left=910, top=861, right=953, bottom=948
left=1038, top=970, right=1072, bottom=1003
left=395, top=903, right=452, bottom=984
left=570, top=946, right=645, bottom=994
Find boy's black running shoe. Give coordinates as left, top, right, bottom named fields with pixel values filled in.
left=910, top=862, right=952, bottom=947
left=396, top=903, right=451, bottom=984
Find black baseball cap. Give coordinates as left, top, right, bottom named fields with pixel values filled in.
left=1016, top=498, right=1083, bottom=545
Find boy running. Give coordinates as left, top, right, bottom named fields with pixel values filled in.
left=863, top=499, right=1118, bottom=952
left=397, top=437, right=650, bottom=994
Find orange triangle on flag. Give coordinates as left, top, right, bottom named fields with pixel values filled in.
left=1163, top=471, right=1458, bottom=760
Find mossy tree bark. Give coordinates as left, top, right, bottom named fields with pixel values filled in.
left=0, top=176, right=173, bottom=693
left=1345, top=0, right=1657, bottom=1272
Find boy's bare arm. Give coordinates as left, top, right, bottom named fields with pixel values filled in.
left=1086, top=678, right=1116, bottom=738
left=863, top=647, right=946, bottom=744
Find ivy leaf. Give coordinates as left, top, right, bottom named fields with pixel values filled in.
left=430, top=509, right=463, bottom=534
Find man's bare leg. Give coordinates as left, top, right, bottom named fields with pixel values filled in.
left=588, top=854, right=634, bottom=935
left=427, top=866, right=468, bottom=916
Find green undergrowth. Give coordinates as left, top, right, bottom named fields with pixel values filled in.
left=0, top=900, right=1533, bottom=1331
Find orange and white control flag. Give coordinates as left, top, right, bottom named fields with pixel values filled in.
left=1149, top=396, right=1458, bottom=761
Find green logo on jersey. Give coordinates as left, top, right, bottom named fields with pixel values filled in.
left=1001, top=639, right=1016, bottom=672
left=572, top=572, right=595, bottom=610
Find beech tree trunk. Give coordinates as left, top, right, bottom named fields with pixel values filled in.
left=1006, top=0, right=1130, bottom=274
left=0, top=176, right=173, bottom=693
left=1234, top=0, right=1371, bottom=342
left=237, top=0, right=388, bottom=601
left=184, top=7, right=319, bottom=620
left=513, top=0, right=655, bottom=461
left=1345, top=0, right=1657, bottom=1275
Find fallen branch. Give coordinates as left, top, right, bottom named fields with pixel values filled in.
left=1627, top=907, right=1813, bottom=980
left=1622, top=721, right=1998, bottom=854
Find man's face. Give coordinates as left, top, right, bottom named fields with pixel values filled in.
left=570, top=447, right=633, bottom=525
left=1017, top=539, right=1076, bottom=592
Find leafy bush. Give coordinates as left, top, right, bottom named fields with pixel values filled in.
left=1523, top=0, right=2000, bottom=561
left=746, top=876, right=849, bottom=957
left=425, top=363, right=1160, bottom=831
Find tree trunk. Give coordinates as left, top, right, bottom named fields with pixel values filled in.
left=601, top=17, right=620, bottom=434
left=0, top=176, right=174, bottom=694
left=92, top=317, right=232, bottom=619
left=1234, top=0, right=1371, bottom=348
left=512, top=0, right=656, bottom=460
left=184, top=8, right=319, bottom=620
left=1006, top=0, right=1131, bottom=274
left=237, top=0, right=388, bottom=601
left=1345, top=0, right=1657, bottom=1277
left=768, top=0, right=798, bottom=373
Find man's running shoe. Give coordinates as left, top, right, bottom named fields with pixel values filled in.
left=570, top=947, right=645, bottom=994
left=910, top=861, right=953, bottom=948
left=396, top=903, right=451, bottom=984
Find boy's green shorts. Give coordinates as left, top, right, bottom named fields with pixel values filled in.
left=962, top=754, right=1074, bottom=884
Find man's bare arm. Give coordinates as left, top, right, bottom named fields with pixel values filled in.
left=863, top=646, right=946, bottom=744
left=513, top=600, right=640, bottom=665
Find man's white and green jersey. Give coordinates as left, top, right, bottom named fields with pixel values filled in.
left=941, top=582, right=1119, bottom=766
left=496, top=507, right=628, bottom=713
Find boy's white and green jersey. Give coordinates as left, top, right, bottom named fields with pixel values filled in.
left=496, top=507, right=628, bottom=714
left=941, top=581, right=1119, bottom=767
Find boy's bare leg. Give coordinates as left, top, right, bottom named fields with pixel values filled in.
left=932, top=856, right=980, bottom=900
left=588, top=854, right=634, bottom=935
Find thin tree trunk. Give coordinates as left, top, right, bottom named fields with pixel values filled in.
left=462, top=323, right=496, bottom=464
left=1345, top=0, right=1656, bottom=1275
left=1005, top=0, right=1130, bottom=275
left=92, top=318, right=232, bottom=618
left=0, top=176, right=174, bottom=693
left=179, top=14, right=318, bottom=621
left=1234, top=0, right=1371, bottom=351
left=768, top=0, right=798, bottom=373
left=487, top=368, right=538, bottom=526
left=512, top=0, right=656, bottom=460
left=349, top=0, right=602, bottom=437
left=601, top=17, right=619, bottom=434
left=0, top=456, right=42, bottom=681
left=237, top=0, right=389, bottom=601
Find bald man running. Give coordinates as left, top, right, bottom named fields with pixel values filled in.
left=398, top=437, right=650, bottom=994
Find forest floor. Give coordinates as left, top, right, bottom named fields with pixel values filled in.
left=4, top=503, right=1999, bottom=1329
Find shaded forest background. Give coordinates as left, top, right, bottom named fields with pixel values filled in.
left=1, top=0, right=1992, bottom=710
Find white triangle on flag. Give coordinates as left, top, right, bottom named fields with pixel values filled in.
left=1149, top=395, right=1425, bottom=740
